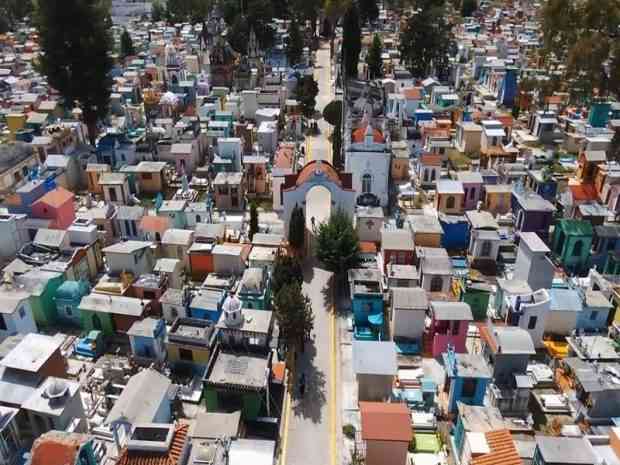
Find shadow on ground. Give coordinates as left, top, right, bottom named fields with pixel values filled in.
left=290, top=339, right=326, bottom=423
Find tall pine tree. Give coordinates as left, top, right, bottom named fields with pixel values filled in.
left=36, top=0, right=113, bottom=145
left=249, top=201, right=259, bottom=241
left=286, top=18, right=304, bottom=66
left=399, top=0, right=452, bottom=79
left=367, top=34, right=383, bottom=79
left=359, top=0, right=378, bottom=25
left=342, top=3, right=361, bottom=78
left=120, top=29, right=135, bottom=59
left=289, top=204, right=305, bottom=252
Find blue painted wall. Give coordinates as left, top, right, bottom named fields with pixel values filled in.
left=577, top=306, right=611, bottom=331
left=448, top=376, right=490, bottom=413
left=352, top=294, right=384, bottom=327
left=440, top=217, right=470, bottom=250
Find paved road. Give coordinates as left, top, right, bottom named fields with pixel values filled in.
left=283, top=264, right=335, bottom=465
left=283, top=40, right=339, bottom=465
left=305, top=40, right=335, bottom=164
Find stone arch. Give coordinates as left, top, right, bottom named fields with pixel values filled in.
left=282, top=160, right=356, bottom=238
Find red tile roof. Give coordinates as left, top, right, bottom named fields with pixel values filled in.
left=360, top=241, right=378, bottom=254
left=569, top=183, right=599, bottom=202
left=295, top=160, right=342, bottom=187
left=30, top=432, right=91, bottom=465
left=117, top=423, right=189, bottom=465
left=403, top=87, right=422, bottom=100
left=34, top=187, right=74, bottom=208
left=360, top=402, right=412, bottom=442
left=140, top=215, right=171, bottom=234
left=419, top=154, right=442, bottom=166
left=352, top=125, right=385, bottom=144
left=470, top=429, right=522, bottom=465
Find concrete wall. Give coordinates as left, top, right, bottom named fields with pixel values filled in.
left=365, top=439, right=408, bottom=465
left=514, top=246, right=554, bottom=291
left=391, top=308, right=426, bottom=341
left=357, top=374, right=393, bottom=402
left=545, top=310, right=579, bottom=336
left=0, top=301, right=37, bottom=342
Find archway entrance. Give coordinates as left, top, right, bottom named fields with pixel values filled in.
left=305, top=185, right=332, bottom=255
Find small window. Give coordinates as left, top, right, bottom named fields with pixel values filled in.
left=590, top=310, right=599, bottom=321
left=170, top=308, right=178, bottom=319
left=430, top=275, right=443, bottom=292
left=446, top=196, right=455, bottom=209
left=18, top=307, right=25, bottom=319
left=196, top=215, right=201, bottom=223
left=65, top=306, right=73, bottom=316
left=178, top=348, right=194, bottom=361
left=481, top=241, right=492, bottom=257
left=143, top=290, right=156, bottom=300
left=0, top=315, right=7, bottom=330
left=528, top=315, right=537, bottom=329
left=572, top=240, right=583, bottom=257
left=134, top=255, right=139, bottom=265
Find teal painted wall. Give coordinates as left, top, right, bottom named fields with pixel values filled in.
left=80, top=309, right=115, bottom=336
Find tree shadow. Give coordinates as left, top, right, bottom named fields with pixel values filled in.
left=302, top=262, right=315, bottom=283
left=290, top=338, right=326, bottom=423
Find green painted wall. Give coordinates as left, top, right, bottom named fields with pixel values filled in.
left=462, top=290, right=490, bottom=321
left=80, top=309, right=115, bottom=336
left=203, top=386, right=262, bottom=420
left=242, top=392, right=262, bottom=420
left=204, top=386, right=219, bottom=412
left=28, top=275, right=64, bottom=327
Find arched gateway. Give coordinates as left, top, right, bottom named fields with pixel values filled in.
left=282, top=160, right=356, bottom=237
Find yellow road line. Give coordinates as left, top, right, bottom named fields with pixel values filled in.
left=330, top=304, right=337, bottom=465
left=280, top=381, right=292, bottom=465
left=306, top=135, right=312, bottom=161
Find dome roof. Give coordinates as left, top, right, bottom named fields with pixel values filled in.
left=296, top=160, right=342, bottom=187
left=56, top=280, right=88, bottom=300
left=222, top=294, right=242, bottom=313
left=352, top=124, right=385, bottom=143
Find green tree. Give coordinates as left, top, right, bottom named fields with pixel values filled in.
left=273, top=282, right=314, bottom=352
left=331, top=123, right=343, bottom=170
left=359, top=0, right=378, bottom=25
left=151, top=0, right=165, bottom=21
left=249, top=201, right=259, bottom=241
left=286, top=18, right=304, bottom=66
left=323, top=100, right=343, bottom=126
left=222, top=0, right=275, bottom=51
left=609, top=131, right=620, bottom=163
left=166, top=0, right=210, bottom=23
left=461, top=0, right=476, bottom=16
left=0, top=16, right=9, bottom=34
left=289, top=203, right=306, bottom=251
left=367, top=34, right=383, bottom=79
left=296, top=74, right=319, bottom=118
left=120, top=29, right=135, bottom=58
left=271, top=255, right=303, bottom=296
left=399, top=0, right=452, bottom=78
left=36, top=0, right=113, bottom=146
left=315, top=209, right=360, bottom=279
left=342, top=3, right=361, bottom=78
left=1, top=0, right=34, bottom=27
left=291, top=0, right=320, bottom=35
